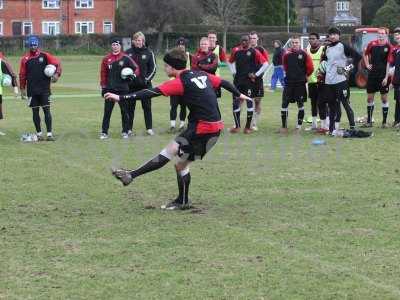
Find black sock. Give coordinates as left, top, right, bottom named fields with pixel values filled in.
left=176, top=170, right=183, bottom=202
left=245, top=111, right=253, bottom=129
left=130, top=154, right=170, bottom=179
left=32, top=108, right=41, bottom=132
left=233, top=111, right=241, bottom=128
left=298, top=108, right=305, bottom=126
left=180, top=172, right=191, bottom=204
left=367, top=103, right=374, bottom=124
left=43, top=107, right=52, bottom=132
left=233, top=98, right=241, bottom=128
left=382, top=104, right=389, bottom=124
left=396, top=101, right=400, bottom=123
left=281, top=109, right=288, bottom=128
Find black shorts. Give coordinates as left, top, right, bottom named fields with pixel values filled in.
left=234, top=78, right=257, bottom=98
left=175, top=123, right=220, bottom=161
left=367, top=76, right=389, bottom=94
left=326, top=81, right=349, bottom=104
left=254, top=78, right=264, bottom=98
left=282, top=85, right=307, bottom=107
left=28, top=94, right=51, bottom=108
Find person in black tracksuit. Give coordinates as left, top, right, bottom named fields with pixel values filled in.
left=100, top=37, right=139, bottom=139
left=19, top=36, right=61, bottom=141
left=125, top=31, right=157, bottom=136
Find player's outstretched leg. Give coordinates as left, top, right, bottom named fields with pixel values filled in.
left=112, top=146, right=174, bottom=186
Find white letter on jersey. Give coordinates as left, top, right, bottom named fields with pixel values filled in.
left=190, top=76, right=208, bottom=89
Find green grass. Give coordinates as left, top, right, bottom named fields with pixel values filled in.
left=1, top=56, right=400, bottom=299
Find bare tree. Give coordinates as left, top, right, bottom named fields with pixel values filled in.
left=118, top=0, right=202, bottom=52
left=201, top=0, right=252, bottom=49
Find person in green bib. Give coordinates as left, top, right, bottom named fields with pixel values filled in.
left=0, top=52, right=19, bottom=136
left=306, top=32, right=325, bottom=130
left=208, top=30, right=227, bottom=98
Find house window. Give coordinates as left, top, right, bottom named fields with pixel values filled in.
left=103, top=21, right=112, bottom=34
left=0, top=22, right=3, bottom=35
left=75, top=21, right=94, bottom=34
left=336, top=1, right=350, bottom=12
left=43, top=0, right=60, bottom=9
left=0, top=0, right=3, bottom=9
left=23, top=22, right=33, bottom=35
left=42, top=21, right=60, bottom=35
left=75, top=0, right=94, bottom=8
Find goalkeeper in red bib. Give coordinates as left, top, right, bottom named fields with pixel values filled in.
left=105, top=48, right=252, bottom=210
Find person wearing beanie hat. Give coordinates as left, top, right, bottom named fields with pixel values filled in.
left=167, top=37, right=190, bottom=132
left=323, top=26, right=360, bottom=135
left=19, top=35, right=62, bottom=141
left=99, top=37, right=140, bottom=140
left=125, top=32, right=157, bottom=136
left=384, top=28, right=400, bottom=127
left=105, top=47, right=253, bottom=210
left=0, top=52, right=19, bottom=136
left=362, top=28, right=392, bottom=128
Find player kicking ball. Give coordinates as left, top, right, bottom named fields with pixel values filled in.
left=105, top=48, right=252, bottom=210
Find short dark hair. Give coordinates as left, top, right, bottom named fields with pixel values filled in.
left=207, top=30, right=217, bottom=36
left=291, top=35, right=300, bottom=40
left=249, top=31, right=258, bottom=36
left=163, top=47, right=187, bottom=70
left=309, top=32, right=320, bottom=39
left=394, top=27, right=400, bottom=34
left=328, top=27, right=341, bottom=35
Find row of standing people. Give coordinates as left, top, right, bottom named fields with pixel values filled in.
left=277, top=26, right=400, bottom=136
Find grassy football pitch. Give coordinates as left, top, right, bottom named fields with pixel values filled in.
left=1, top=56, right=400, bottom=299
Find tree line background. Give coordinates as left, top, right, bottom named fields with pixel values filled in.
left=115, top=0, right=396, bottom=52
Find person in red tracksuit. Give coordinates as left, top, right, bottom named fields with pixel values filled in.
left=190, top=37, right=218, bottom=74
left=19, top=36, right=61, bottom=141
left=100, top=37, right=140, bottom=140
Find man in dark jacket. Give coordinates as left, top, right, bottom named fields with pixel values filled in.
left=19, top=36, right=61, bottom=141
left=100, top=37, right=139, bottom=139
left=125, top=32, right=157, bottom=136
